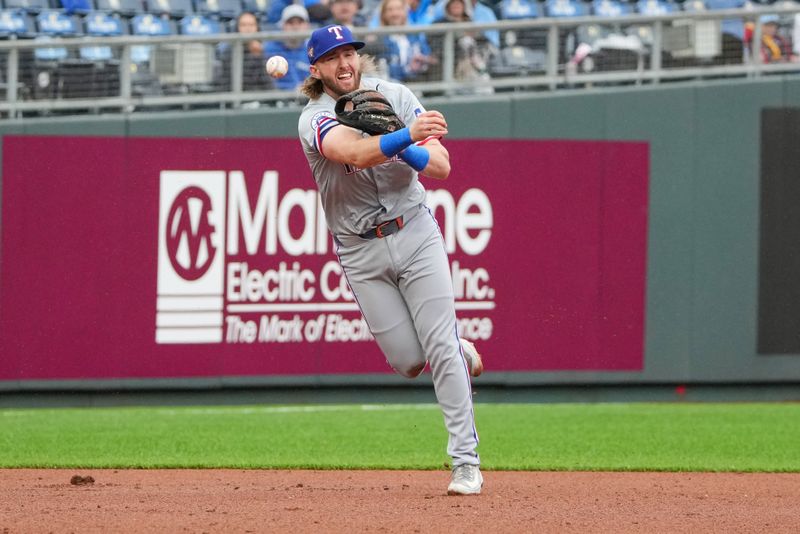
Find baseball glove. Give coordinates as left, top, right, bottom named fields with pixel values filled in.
left=334, top=89, right=406, bottom=136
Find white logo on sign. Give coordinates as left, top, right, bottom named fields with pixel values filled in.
left=156, top=171, right=226, bottom=344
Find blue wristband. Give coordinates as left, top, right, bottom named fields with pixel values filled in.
left=379, top=128, right=413, bottom=158
left=399, top=145, right=430, bottom=172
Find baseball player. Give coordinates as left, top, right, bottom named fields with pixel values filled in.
left=297, top=24, right=484, bottom=495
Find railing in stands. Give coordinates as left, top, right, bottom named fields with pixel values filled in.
left=0, top=4, right=798, bottom=116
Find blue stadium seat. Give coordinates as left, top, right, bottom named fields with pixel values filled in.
left=499, top=0, right=540, bottom=18
left=680, top=0, right=706, bottom=10
left=131, top=12, right=175, bottom=35
left=543, top=0, right=590, bottom=17
left=81, top=12, right=126, bottom=60
left=179, top=13, right=223, bottom=34
left=34, top=10, right=82, bottom=61
left=4, top=0, right=50, bottom=14
left=147, top=0, right=195, bottom=18
left=36, top=9, right=82, bottom=36
left=498, top=0, right=544, bottom=50
left=196, top=0, right=243, bottom=20
left=241, top=0, right=269, bottom=16
left=130, top=13, right=175, bottom=63
left=95, top=0, right=146, bottom=16
left=31, top=9, right=88, bottom=99
left=85, top=10, right=127, bottom=35
left=592, top=0, right=634, bottom=16
left=58, top=0, right=95, bottom=15
left=636, top=0, right=678, bottom=13
left=0, top=9, right=37, bottom=38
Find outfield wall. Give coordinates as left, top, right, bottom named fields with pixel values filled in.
left=2, top=76, right=800, bottom=391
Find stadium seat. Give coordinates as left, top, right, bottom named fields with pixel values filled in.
left=488, top=44, right=546, bottom=76
left=195, top=0, right=243, bottom=20
left=499, top=0, right=540, bottom=18
left=636, top=0, right=679, bottom=14
left=58, top=0, right=95, bottom=15
left=148, top=0, right=196, bottom=18
left=130, top=13, right=175, bottom=63
left=35, top=10, right=82, bottom=54
left=179, top=14, right=223, bottom=35
left=131, top=12, right=175, bottom=36
left=95, top=0, right=147, bottom=16
left=543, top=0, right=590, bottom=17
left=0, top=9, right=37, bottom=38
left=680, top=0, right=706, bottom=10
left=0, top=9, right=37, bottom=99
left=242, top=0, right=270, bottom=16
left=81, top=11, right=126, bottom=60
left=33, top=10, right=90, bottom=99
left=543, top=0, right=590, bottom=65
left=592, top=0, right=634, bottom=16
left=498, top=0, right=545, bottom=50
left=4, top=0, right=50, bottom=14
left=79, top=12, right=126, bottom=96
left=84, top=10, right=127, bottom=35
left=176, top=14, right=223, bottom=92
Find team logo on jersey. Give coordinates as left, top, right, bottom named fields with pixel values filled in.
left=311, top=111, right=335, bottom=131
left=414, top=108, right=422, bottom=117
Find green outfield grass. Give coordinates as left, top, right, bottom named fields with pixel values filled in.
left=1, top=403, right=798, bottom=471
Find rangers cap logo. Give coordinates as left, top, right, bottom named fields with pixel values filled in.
left=306, top=24, right=365, bottom=64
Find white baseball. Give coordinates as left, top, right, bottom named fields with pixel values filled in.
left=266, top=55, right=289, bottom=78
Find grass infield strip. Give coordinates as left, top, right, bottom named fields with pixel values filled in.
left=1, top=403, right=798, bottom=472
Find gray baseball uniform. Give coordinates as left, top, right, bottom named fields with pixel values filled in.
left=298, top=77, right=479, bottom=467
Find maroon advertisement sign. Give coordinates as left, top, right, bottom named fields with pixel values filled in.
left=0, top=136, right=648, bottom=381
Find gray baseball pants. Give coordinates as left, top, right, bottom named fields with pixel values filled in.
left=335, top=203, right=480, bottom=467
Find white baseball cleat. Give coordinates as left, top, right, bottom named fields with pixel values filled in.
left=447, top=464, right=483, bottom=496
left=459, top=338, right=483, bottom=377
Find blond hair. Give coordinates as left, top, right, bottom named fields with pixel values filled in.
left=379, top=0, right=408, bottom=26
left=301, top=54, right=379, bottom=100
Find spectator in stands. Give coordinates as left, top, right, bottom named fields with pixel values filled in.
left=267, top=0, right=332, bottom=26
left=328, top=0, right=368, bottom=26
left=367, top=0, right=435, bottom=26
left=217, top=12, right=274, bottom=91
left=408, top=0, right=436, bottom=24
left=378, top=0, right=438, bottom=81
left=429, top=0, right=495, bottom=91
left=745, top=15, right=798, bottom=64
left=328, top=0, right=387, bottom=66
left=433, top=0, right=500, bottom=49
left=264, top=4, right=312, bottom=91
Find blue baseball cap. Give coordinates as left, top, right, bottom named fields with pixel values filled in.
left=307, top=24, right=365, bottom=64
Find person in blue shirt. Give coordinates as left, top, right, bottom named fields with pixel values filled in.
left=433, top=0, right=500, bottom=48
left=378, top=0, right=438, bottom=81
left=408, top=0, right=436, bottom=24
left=368, top=0, right=435, bottom=26
left=264, top=5, right=312, bottom=91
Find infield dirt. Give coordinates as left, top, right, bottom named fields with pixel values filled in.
left=1, top=469, right=798, bottom=533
